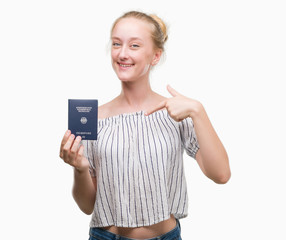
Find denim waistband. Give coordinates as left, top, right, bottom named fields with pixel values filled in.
left=89, top=218, right=181, bottom=240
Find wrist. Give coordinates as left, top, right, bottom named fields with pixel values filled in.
left=74, top=166, right=89, bottom=175
left=188, top=100, right=204, bottom=119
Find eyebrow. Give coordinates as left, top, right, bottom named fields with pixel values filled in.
left=111, top=37, right=144, bottom=42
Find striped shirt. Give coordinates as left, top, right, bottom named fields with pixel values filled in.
left=82, top=109, right=199, bottom=228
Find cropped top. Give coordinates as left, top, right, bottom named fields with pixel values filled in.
left=82, top=109, right=199, bottom=228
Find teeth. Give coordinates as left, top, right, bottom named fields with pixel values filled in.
left=119, top=63, right=133, bottom=67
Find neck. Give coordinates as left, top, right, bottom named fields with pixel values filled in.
left=118, top=78, right=154, bottom=111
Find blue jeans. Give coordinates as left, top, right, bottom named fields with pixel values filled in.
left=89, top=219, right=182, bottom=240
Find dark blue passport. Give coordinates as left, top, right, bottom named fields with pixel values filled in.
left=68, top=99, right=98, bottom=140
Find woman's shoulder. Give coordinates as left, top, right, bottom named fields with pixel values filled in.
left=154, top=93, right=168, bottom=102
left=98, top=97, right=124, bottom=119
left=98, top=101, right=115, bottom=120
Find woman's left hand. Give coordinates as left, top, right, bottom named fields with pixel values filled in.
left=145, top=85, right=201, bottom=121
left=146, top=84, right=231, bottom=184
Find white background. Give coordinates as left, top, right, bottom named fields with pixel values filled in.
left=0, top=0, right=285, bottom=239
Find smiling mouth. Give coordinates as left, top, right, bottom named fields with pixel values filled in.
left=118, top=63, right=134, bottom=68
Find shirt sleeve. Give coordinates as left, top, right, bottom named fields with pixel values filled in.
left=179, top=117, right=200, bottom=159
left=81, top=140, right=97, bottom=177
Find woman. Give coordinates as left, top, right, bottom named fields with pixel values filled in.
left=60, top=11, right=231, bottom=240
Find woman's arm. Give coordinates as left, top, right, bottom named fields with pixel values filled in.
left=190, top=102, right=230, bottom=184
left=60, top=130, right=97, bottom=214
left=72, top=168, right=97, bottom=215
left=145, top=85, right=231, bottom=184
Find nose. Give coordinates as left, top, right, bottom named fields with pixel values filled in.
left=118, top=45, right=128, bottom=60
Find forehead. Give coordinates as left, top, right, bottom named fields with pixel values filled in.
left=112, top=17, right=153, bottom=40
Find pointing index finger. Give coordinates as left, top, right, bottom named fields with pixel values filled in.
left=145, top=100, right=166, bottom=116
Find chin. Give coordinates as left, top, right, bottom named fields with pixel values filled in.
left=116, top=73, right=136, bottom=82
left=118, top=77, right=135, bottom=82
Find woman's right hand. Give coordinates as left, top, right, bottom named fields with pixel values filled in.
left=59, top=130, right=90, bottom=172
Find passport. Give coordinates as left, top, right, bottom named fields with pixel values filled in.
left=68, top=99, right=98, bottom=140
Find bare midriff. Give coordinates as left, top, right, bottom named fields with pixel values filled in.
left=101, top=214, right=177, bottom=239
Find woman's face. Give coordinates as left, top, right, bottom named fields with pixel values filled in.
left=111, top=17, right=161, bottom=82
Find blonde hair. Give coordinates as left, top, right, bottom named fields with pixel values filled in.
left=111, top=11, right=168, bottom=52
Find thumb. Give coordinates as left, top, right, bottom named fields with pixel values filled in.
left=167, top=85, right=180, bottom=97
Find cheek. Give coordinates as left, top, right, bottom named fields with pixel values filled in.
left=145, top=51, right=156, bottom=64
left=111, top=50, right=117, bottom=61
left=111, top=51, right=119, bottom=69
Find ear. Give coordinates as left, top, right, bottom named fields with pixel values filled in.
left=151, top=49, right=162, bottom=66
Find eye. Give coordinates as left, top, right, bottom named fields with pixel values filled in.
left=131, top=44, right=140, bottom=48
left=112, top=42, right=121, bottom=47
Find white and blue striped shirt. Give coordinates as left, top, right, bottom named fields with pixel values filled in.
left=82, top=109, right=199, bottom=228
